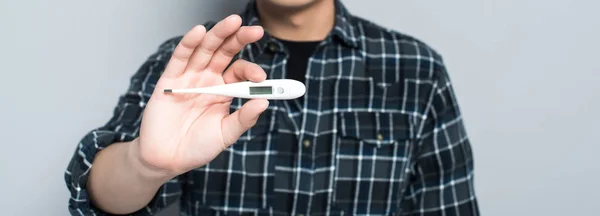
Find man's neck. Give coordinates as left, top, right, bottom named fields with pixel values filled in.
left=256, top=0, right=335, bottom=42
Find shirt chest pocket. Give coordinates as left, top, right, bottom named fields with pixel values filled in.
left=333, top=111, right=414, bottom=214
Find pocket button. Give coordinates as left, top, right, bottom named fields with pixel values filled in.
left=303, top=139, right=311, bottom=148
left=376, top=133, right=384, bottom=141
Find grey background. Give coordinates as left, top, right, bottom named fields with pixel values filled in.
left=1, top=0, right=598, bottom=215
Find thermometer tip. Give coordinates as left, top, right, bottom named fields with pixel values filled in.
left=164, top=89, right=172, bottom=93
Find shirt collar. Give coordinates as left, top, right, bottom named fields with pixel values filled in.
left=240, top=0, right=360, bottom=56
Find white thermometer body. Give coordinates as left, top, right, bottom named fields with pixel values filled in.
left=164, top=79, right=306, bottom=100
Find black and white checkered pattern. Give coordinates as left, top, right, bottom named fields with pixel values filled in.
left=65, top=1, right=479, bottom=215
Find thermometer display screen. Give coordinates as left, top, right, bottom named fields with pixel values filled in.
left=249, top=86, right=273, bottom=95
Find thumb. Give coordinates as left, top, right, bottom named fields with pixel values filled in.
left=221, top=99, right=269, bottom=146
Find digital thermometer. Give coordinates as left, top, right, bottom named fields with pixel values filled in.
left=163, top=79, right=306, bottom=100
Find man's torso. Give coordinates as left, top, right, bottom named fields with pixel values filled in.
left=136, top=3, right=445, bottom=216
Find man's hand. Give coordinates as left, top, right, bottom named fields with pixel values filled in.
left=84, top=15, right=268, bottom=214
left=137, top=14, right=268, bottom=177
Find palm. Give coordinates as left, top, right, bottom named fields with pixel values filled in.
left=136, top=15, right=268, bottom=174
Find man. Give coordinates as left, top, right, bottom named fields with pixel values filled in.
left=65, top=0, right=479, bottom=215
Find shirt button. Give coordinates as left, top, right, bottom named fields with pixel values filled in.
left=268, top=43, right=278, bottom=52
left=303, top=139, right=311, bottom=148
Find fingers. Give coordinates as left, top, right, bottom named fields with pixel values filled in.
left=186, top=14, right=242, bottom=72
left=220, top=99, right=269, bottom=146
left=162, top=25, right=206, bottom=78
left=222, top=59, right=267, bottom=84
left=207, top=25, right=264, bottom=73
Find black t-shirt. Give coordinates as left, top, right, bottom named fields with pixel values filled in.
left=278, top=39, right=321, bottom=85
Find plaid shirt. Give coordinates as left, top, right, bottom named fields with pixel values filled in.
left=65, top=1, right=479, bottom=215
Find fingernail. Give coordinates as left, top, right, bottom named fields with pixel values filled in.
left=228, top=14, right=240, bottom=21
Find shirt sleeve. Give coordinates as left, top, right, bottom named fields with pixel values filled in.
left=64, top=37, right=183, bottom=216
left=401, top=60, right=480, bottom=215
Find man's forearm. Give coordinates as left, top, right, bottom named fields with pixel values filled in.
left=87, top=138, right=173, bottom=214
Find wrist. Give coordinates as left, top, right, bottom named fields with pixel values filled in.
left=126, top=138, right=176, bottom=184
